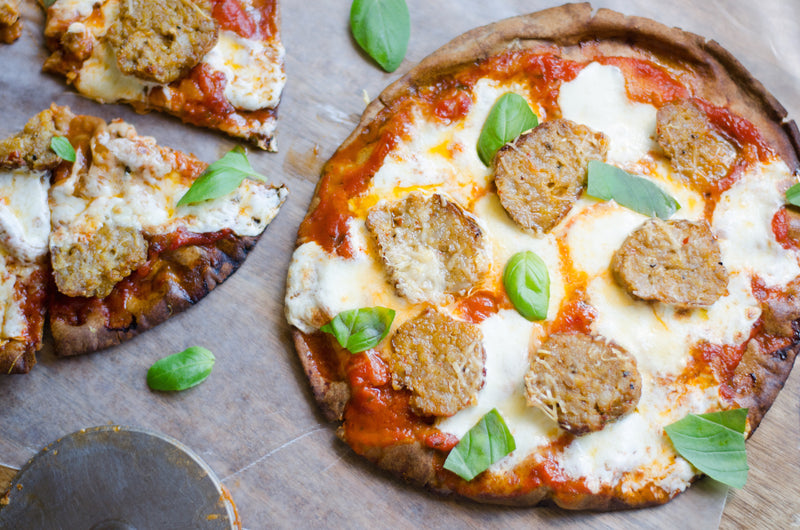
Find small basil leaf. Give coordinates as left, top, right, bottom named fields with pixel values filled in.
left=786, top=182, right=800, bottom=207
left=350, top=0, right=410, bottom=73
left=147, top=346, right=216, bottom=391
left=42, top=0, right=57, bottom=7
left=587, top=160, right=680, bottom=219
left=177, top=146, right=267, bottom=206
left=503, top=251, right=550, bottom=321
left=321, top=307, right=395, bottom=353
left=664, top=408, right=749, bottom=489
left=477, top=93, right=538, bottom=166
left=443, top=409, right=516, bottom=481
left=50, top=136, right=76, bottom=163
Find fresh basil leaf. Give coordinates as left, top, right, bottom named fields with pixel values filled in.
left=587, top=160, right=679, bottom=219
left=664, top=408, right=749, bottom=489
left=50, top=136, right=76, bottom=163
left=321, top=307, right=395, bottom=353
left=477, top=93, right=538, bottom=166
left=350, top=0, right=410, bottom=73
left=503, top=251, right=549, bottom=321
left=177, top=146, right=266, bottom=206
left=147, top=346, right=216, bottom=392
left=42, top=0, right=57, bottom=7
left=443, top=409, right=516, bottom=481
left=786, top=182, right=800, bottom=207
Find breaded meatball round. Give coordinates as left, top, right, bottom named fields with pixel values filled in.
left=494, top=119, right=608, bottom=233
left=388, top=309, right=486, bottom=417
left=52, top=224, right=148, bottom=298
left=0, top=105, right=74, bottom=170
left=524, top=332, right=641, bottom=435
left=106, top=0, right=218, bottom=84
left=366, top=192, right=490, bottom=305
left=656, top=99, right=737, bottom=189
left=612, top=218, right=729, bottom=308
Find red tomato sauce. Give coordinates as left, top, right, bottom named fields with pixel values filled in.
left=212, top=0, right=277, bottom=40
left=596, top=56, right=688, bottom=106
left=456, top=290, right=511, bottom=324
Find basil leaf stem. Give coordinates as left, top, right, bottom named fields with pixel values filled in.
left=503, top=251, right=550, bottom=321
left=587, top=160, right=679, bottom=219
left=350, top=0, right=410, bottom=73
left=321, top=307, right=395, bottom=353
left=443, top=409, right=516, bottom=481
left=50, top=136, right=76, bottom=163
left=786, top=182, right=800, bottom=207
left=477, top=93, right=538, bottom=166
left=664, top=408, right=749, bottom=489
left=147, top=346, right=216, bottom=391
left=177, top=146, right=266, bottom=206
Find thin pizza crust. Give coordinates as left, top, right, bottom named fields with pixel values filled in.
left=290, top=3, right=800, bottom=509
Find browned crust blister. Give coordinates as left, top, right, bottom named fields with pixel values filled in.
left=292, top=3, right=800, bottom=509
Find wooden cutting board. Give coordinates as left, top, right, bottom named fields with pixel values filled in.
left=1, top=1, right=798, bottom=527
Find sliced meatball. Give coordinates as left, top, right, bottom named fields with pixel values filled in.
left=106, top=0, right=218, bottom=84
left=366, top=192, right=490, bottom=305
left=51, top=224, right=148, bottom=298
left=0, top=0, right=22, bottom=44
left=612, top=218, right=729, bottom=308
left=524, top=332, right=641, bottom=435
left=388, top=309, right=486, bottom=417
left=494, top=119, right=609, bottom=233
left=0, top=106, right=74, bottom=170
left=656, top=99, right=737, bottom=189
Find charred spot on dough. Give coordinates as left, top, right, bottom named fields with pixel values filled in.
left=524, top=332, right=641, bottom=435
left=51, top=224, right=148, bottom=298
left=106, top=0, right=218, bottom=84
left=656, top=99, right=737, bottom=189
left=366, top=192, right=490, bottom=305
left=387, top=309, right=486, bottom=417
left=611, top=218, right=729, bottom=308
left=493, top=119, right=608, bottom=233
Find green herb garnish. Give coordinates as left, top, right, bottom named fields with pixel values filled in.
left=786, top=182, right=800, bottom=207
left=503, top=251, right=550, bottom=321
left=477, top=93, right=538, bottom=166
left=50, top=136, right=76, bottom=163
left=443, top=409, right=516, bottom=481
left=321, top=307, right=395, bottom=353
left=664, top=408, right=749, bottom=489
left=177, top=146, right=266, bottom=206
left=146, top=346, right=216, bottom=391
left=350, top=0, right=410, bottom=73
left=587, top=160, right=679, bottom=219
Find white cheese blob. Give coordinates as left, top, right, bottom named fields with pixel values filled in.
left=559, top=62, right=659, bottom=166
left=0, top=169, right=51, bottom=263
left=0, top=255, right=31, bottom=341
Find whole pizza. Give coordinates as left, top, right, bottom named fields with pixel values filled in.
left=284, top=4, right=800, bottom=509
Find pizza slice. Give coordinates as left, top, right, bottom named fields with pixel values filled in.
left=0, top=104, right=287, bottom=371
left=0, top=0, right=22, bottom=43
left=40, top=0, right=285, bottom=151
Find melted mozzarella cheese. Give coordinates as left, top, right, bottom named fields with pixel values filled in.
left=559, top=62, right=659, bottom=166
left=50, top=0, right=97, bottom=19
left=76, top=41, right=155, bottom=104
left=0, top=255, right=28, bottom=340
left=0, top=169, right=51, bottom=263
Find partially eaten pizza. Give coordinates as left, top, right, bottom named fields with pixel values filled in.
left=0, top=104, right=286, bottom=374
left=285, top=4, right=800, bottom=509
left=40, top=0, right=285, bottom=150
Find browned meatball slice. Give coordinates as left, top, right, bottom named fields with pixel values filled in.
left=388, top=309, right=485, bottom=417
left=0, top=106, right=74, bottom=170
left=494, top=119, right=609, bottom=233
left=612, top=218, right=729, bottom=308
left=656, top=99, right=737, bottom=189
left=524, top=332, right=641, bottom=435
left=106, top=0, right=218, bottom=84
left=366, top=192, right=490, bottom=304
left=51, top=224, right=148, bottom=298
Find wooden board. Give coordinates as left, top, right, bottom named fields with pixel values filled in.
left=1, top=1, right=798, bottom=527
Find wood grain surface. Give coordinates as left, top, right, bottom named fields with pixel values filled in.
left=1, top=1, right=798, bottom=528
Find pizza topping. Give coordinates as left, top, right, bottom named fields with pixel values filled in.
left=0, top=169, right=51, bottom=264
left=146, top=346, right=216, bottom=391
left=477, top=92, right=539, bottom=166
left=321, top=307, right=396, bottom=354
left=366, top=192, right=490, bottom=305
left=656, top=99, right=737, bottom=189
left=349, top=0, right=410, bottom=73
left=0, top=0, right=22, bottom=44
left=758, top=279, right=800, bottom=338
left=388, top=309, right=486, bottom=417
left=494, top=119, right=607, bottom=233
left=50, top=136, right=76, bottom=163
left=0, top=105, right=73, bottom=170
left=786, top=182, right=800, bottom=208
left=106, top=0, right=219, bottom=84
left=443, top=408, right=515, bottom=481
left=178, top=146, right=267, bottom=206
left=612, top=219, right=729, bottom=308
left=51, top=223, right=148, bottom=298
left=586, top=160, right=680, bottom=219
left=503, top=251, right=549, bottom=321
left=524, top=332, right=641, bottom=435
